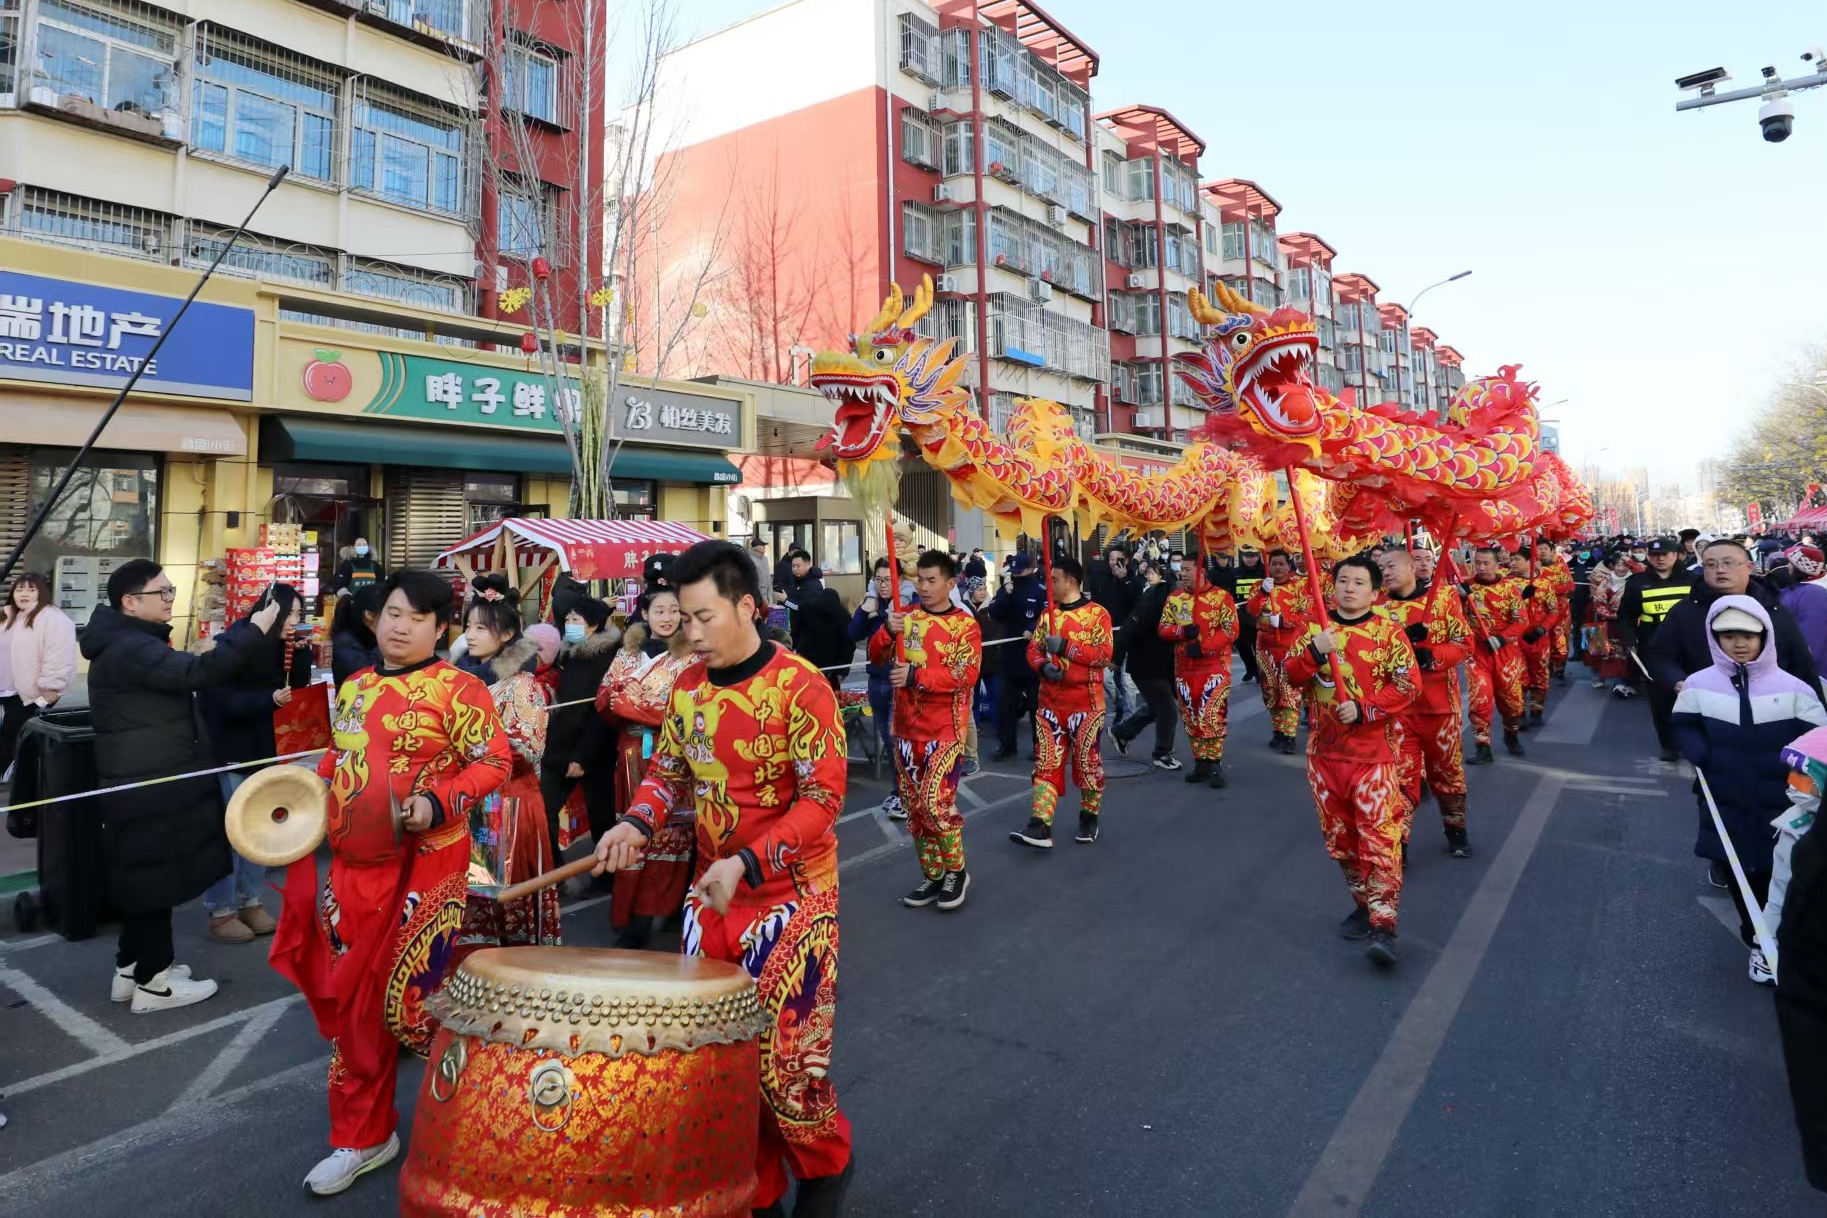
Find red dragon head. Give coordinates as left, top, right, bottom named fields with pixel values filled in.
left=1175, top=283, right=1324, bottom=451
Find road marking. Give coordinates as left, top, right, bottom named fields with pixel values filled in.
left=0, top=934, right=59, bottom=955
left=0, top=962, right=131, bottom=1058
left=169, top=998, right=291, bottom=1110
left=1564, top=783, right=1666, bottom=797
left=1534, top=683, right=1607, bottom=745
left=1698, top=894, right=1746, bottom=941
left=0, top=1056, right=329, bottom=1204
left=838, top=785, right=1033, bottom=873
left=957, top=783, right=989, bottom=810
left=1287, top=773, right=1567, bottom=1218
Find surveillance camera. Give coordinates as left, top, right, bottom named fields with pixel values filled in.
left=1807, top=48, right=1827, bottom=67
left=1760, top=96, right=1796, bottom=142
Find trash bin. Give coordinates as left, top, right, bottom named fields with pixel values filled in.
left=13, top=709, right=116, bottom=941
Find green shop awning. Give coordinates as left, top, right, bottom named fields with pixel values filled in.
left=259, top=416, right=740, bottom=484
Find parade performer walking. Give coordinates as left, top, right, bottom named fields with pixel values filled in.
left=1538, top=542, right=1576, bottom=683
left=1247, top=550, right=1310, bottom=754
left=1378, top=548, right=1476, bottom=857
left=1465, top=546, right=1530, bottom=762
left=1160, top=556, right=1240, bottom=788
left=1011, top=555, right=1114, bottom=849
left=872, top=550, right=981, bottom=911
left=271, top=570, right=512, bottom=1197
left=1284, top=554, right=1420, bottom=966
left=1508, top=546, right=1559, bottom=729
left=592, top=541, right=854, bottom=1218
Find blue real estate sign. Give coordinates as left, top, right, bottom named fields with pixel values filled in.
left=0, top=270, right=255, bottom=401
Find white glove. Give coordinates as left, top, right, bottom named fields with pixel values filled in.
left=1269, top=613, right=1282, bottom=628
left=1260, top=577, right=1275, bottom=593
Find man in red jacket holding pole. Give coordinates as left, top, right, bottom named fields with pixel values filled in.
left=1010, top=555, right=1114, bottom=849
left=1379, top=547, right=1476, bottom=858
left=1466, top=545, right=1531, bottom=763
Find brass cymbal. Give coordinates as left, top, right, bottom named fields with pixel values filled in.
left=224, top=765, right=327, bottom=867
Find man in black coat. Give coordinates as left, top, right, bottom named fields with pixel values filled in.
left=987, top=552, right=1047, bottom=760
left=1618, top=537, right=1696, bottom=760
left=1087, top=546, right=1140, bottom=722
left=1225, top=546, right=1268, bottom=682
left=540, top=597, right=621, bottom=863
left=1645, top=539, right=1822, bottom=698
left=82, top=560, right=280, bottom=1013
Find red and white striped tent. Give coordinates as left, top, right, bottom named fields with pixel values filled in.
left=435, top=517, right=711, bottom=586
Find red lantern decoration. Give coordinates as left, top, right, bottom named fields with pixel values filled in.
left=519, top=331, right=538, bottom=354
left=531, top=256, right=551, bottom=280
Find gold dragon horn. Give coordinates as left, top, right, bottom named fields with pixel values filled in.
left=895, top=275, right=934, bottom=330
left=1188, top=287, right=1228, bottom=327
left=863, top=282, right=905, bottom=337
left=1211, top=280, right=1271, bottom=318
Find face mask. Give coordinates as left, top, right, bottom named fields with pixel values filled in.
left=1170, top=561, right=1182, bottom=572
left=355, top=546, right=369, bottom=557
left=564, top=623, right=586, bottom=644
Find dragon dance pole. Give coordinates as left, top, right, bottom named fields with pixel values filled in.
left=1283, top=467, right=1345, bottom=689
left=1040, top=520, right=1057, bottom=638
left=883, top=516, right=905, bottom=663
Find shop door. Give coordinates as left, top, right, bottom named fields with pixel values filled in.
left=0, top=449, right=28, bottom=573
left=384, top=469, right=468, bottom=571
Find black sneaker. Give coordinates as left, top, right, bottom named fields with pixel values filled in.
left=1707, top=860, right=1729, bottom=890
left=1446, top=828, right=1472, bottom=858
left=1658, top=747, right=1678, bottom=763
left=1338, top=906, right=1371, bottom=940
left=901, top=877, right=944, bottom=908
left=1528, top=709, right=1545, bottom=728
left=1242, top=672, right=1256, bottom=683
left=1207, top=764, right=1226, bottom=789
left=1504, top=731, right=1525, bottom=757
left=1470, top=743, right=1494, bottom=765
left=1152, top=755, right=1183, bottom=771
left=1184, top=759, right=1209, bottom=784
left=1074, top=815, right=1099, bottom=844
left=1267, top=732, right=1282, bottom=748
left=991, top=747, right=1017, bottom=762
left=1010, top=818, right=1053, bottom=849
left=935, top=869, right=970, bottom=911
left=1113, top=734, right=1131, bottom=756
left=1365, top=928, right=1400, bottom=967
left=1278, top=734, right=1300, bottom=755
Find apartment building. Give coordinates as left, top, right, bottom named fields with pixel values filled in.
left=1333, top=272, right=1384, bottom=404
left=1409, top=325, right=1438, bottom=415
left=1377, top=302, right=1410, bottom=410
left=1279, top=230, right=1341, bottom=396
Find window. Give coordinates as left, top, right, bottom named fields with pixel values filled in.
left=1106, top=292, right=1137, bottom=335
left=913, top=296, right=969, bottom=349
left=901, top=106, right=939, bottom=169
left=1102, top=152, right=1124, bottom=199
left=942, top=208, right=976, bottom=267
left=1164, top=231, right=1184, bottom=273
left=941, top=120, right=974, bottom=177
left=35, top=0, right=178, bottom=116
left=344, top=260, right=466, bottom=312
left=1204, top=223, right=1220, bottom=257
left=820, top=521, right=864, bottom=577
left=497, top=179, right=542, bottom=259
left=1124, top=158, right=1154, bottom=202
left=10, top=186, right=168, bottom=258
left=192, top=27, right=336, bottom=181
left=23, top=447, right=159, bottom=623
left=1315, top=317, right=1336, bottom=349
left=1220, top=222, right=1247, bottom=261
left=351, top=86, right=468, bottom=215
left=382, top=0, right=476, bottom=44
left=902, top=201, right=943, bottom=265
left=1167, top=296, right=1199, bottom=341
left=1288, top=267, right=1312, bottom=300
left=984, top=120, right=1020, bottom=179
left=504, top=39, right=562, bottom=126
left=186, top=224, right=333, bottom=287
left=1133, top=364, right=1163, bottom=405
left=898, top=12, right=938, bottom=84
left=939, top=28, right=971, bottom=89
left=464, top=473, right=521, bottom=531
left=1, top=0, right=22, bottom=97
left=1133, top=295, right=1161, bottom=337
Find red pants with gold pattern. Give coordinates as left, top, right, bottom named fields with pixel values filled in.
left=684, top=887, right=851, bottom=1209
left=896, top=737, right=966, bottom=880
left=1521, top=640, right=1551, bottom=715
left=1468, top=644, right=1527, bottom=744
left=1308, top=754, right=1407, bottom=932
left=1397, top=711, right=1469, bottom=834
left=1255, top=645, right=1300, bottom=737
left=1032, top=704, right=1105, bottom=825
left=1551, top=618, right=1571, bottom=675
left=1173, top=661, right=1232, bottom=762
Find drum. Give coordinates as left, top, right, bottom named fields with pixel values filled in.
left=398, top=946, right=766, bottom=1218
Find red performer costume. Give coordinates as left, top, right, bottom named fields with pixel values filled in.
left=1465, top=555, right=1530, bottom=757
left=1284, top=582, right=1419, bottom=961
left=1013, top=581, right=1113, bottom=846
left=594, top=621, right=696, bottom=929
left=1160, top=580, right=1240, bottom=783
left=1247, top=562, right=1313, bottom=751
left=1381, top=575, right=1474, bottom=852
left=1539, top=553, right=1575, bottom=680
left=271, top=658, right=512, bottom=1158
left=620, top=640, right=852, bottom=1211
left=870, top=599, right=981, bottom=902
left=1514, top=562, right=1559, bottom=724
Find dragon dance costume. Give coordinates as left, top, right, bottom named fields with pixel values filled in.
left=271, top=658, right=512, bottom=1151
left=1516, top=574, right=1563, bottom=722
left=1539, top=558, right=1575, bottom=679
left=1381, top=582, right=1473, bottom=838
left=870, top=603, right=981, bottom=883
left=1159, top=584, right=1239, bottom=765
left=1465, top=576, right=1530, bottom=747
left=620, top=640, right=852, bottom=1210
left=1248, top=578, right=1315, bottom=744
left=1027, top=598, right=1114, bottom=828
left=1285, top=614, right=1419, bottom=933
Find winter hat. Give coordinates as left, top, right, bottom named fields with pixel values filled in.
left=1710, top=606, right=1766, bottom=635
left=1786, top=544, right=1825, bottom=579
left=526, top=622, right=562, bottom=665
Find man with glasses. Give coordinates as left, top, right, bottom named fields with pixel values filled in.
left=80, top=559, right=281, bottom=1013
left=1646, top=538, right=1822, bottom=701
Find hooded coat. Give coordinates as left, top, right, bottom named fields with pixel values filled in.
left=81, top=606, right=271, bottom=915
left=544, top=624, right=621, bottom=773
left=1646, top=575, right=1823, bottom=699
left=1670, top=595, right=1827, bottom=871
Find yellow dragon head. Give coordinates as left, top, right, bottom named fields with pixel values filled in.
left=810, top=276, right=971, bottom=473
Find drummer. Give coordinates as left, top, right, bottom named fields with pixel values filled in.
left=594, top=540, right=855, bottom=1217
left=269, top=569, right=513, bottom=1198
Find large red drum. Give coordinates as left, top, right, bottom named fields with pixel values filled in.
left=399, top=946, right=765, bottom=1217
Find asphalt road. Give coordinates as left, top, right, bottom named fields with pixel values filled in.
left=0, top=670, right=1816, bottom=1217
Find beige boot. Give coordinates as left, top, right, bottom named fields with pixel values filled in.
left=237, top=902, right=277, bottom=936
left=207, top=912, right=254, bottom=944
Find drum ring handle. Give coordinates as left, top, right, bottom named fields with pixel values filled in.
left=429, top=1037, right=468, bottom=1103
left=528, top=1060, right=574, bottom=1132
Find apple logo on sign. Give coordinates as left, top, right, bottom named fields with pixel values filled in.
left=302, top=349, right=352, bottom=402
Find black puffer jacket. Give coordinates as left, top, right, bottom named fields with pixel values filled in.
left=1117, top=579, right=1175, bottom=682
left=544, top=626, right=621, bottom=772
left=80, top=607, right=271, bottom=915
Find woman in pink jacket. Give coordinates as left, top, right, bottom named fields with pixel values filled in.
left=1, top=573, right=79, bottom=779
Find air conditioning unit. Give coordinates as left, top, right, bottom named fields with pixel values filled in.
left=932, top=183, right=953, bottom=204
left=935, top=274, right=959, bottom=292
left=1126, top=273, right=1144, bottom=289
left=928, top=91, right=948, bottom=113
left=1029, top=279, right=1053, bottom=303
left=1046, top=204, right=1067, bottom=226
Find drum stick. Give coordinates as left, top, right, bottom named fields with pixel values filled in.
left=495, top=856, right=598, bottom=903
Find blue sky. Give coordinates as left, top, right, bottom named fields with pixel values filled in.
left=678, top=0, right=1827, bottom=487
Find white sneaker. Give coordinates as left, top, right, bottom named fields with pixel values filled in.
left=880, top=794, right=907, bottom=821
left=1749, top=947, right=1776, bottom=987
left=304, top=1133, right=401, bottom=1196
left=129, top=968, right=217, bottom=1014
left=111, top=962, right=193, bottom=1002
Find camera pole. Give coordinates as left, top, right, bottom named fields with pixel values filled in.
left=0, top=165, right=290, bottom=590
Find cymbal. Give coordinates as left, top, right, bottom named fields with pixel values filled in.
left=225, top=765, right=327, bottom=866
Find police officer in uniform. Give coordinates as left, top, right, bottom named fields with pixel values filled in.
left=1617, top=536, right=1694, bottom=761
left=988, top=551, right=1048, bottom=760
left=1227, top=546, right=1267, bottom=683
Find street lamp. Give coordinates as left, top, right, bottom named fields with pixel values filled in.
left=1408, top=269, right=1473, bottom=317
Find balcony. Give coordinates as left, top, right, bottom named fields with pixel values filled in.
left=1131, top=404, right=1207, bottom=432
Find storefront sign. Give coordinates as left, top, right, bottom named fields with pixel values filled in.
left=344, top=351, right=579, bottom=429
left=0, top=271, right=255, bottom=401
left=606, top=383, right=747, bottom=452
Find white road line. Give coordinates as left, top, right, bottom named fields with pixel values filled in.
left=0, top=963, right=130, bottom=1058
left=838, top=786, right=1033, bottom=874
left=0, top=934, right=59, bottom=955
left=169, top=999, right=290, bottom=1110
left=957, top=783, right=989, bottom=810
left=1565, top=783, right=1667, bottom=797
left=1698, top=894, right=1746, bottom=941
left=2, top=994, right=302, bottom=1098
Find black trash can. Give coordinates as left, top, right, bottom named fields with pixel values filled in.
left=14, top=709, right=116, bottom=941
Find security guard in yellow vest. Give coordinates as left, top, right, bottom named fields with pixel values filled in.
left=1618, top=537, right=1695, bottom=759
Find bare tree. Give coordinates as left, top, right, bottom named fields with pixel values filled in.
left=1721, top=343, right=1827, bottom=520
